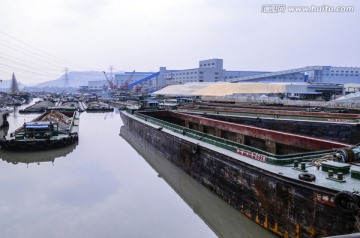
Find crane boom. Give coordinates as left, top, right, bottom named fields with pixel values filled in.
left=103, top=71, right=117, bottom=90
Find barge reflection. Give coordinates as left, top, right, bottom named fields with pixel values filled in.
left=0, top=142, right=78, bottom=166
left=120, top=126, right=276, bottom=238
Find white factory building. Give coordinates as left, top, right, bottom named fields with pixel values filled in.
left=92, top=59, right=359, bottom=98
left=165, top=59, right=309, bottom=84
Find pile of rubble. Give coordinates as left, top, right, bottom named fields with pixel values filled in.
left=41, top=111, right=72, bottom=130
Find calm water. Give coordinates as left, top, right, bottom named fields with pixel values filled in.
left=0, top=101, right=275, bottom=238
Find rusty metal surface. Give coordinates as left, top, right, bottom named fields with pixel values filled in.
left=192, top=113, right=360, bottom=144
left=181, top=105, right=360, bottom=120
left=141, top=110, right=352, bottom=153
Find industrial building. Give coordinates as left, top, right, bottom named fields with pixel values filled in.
left=164, top=59, right=306, bottom=84
left=90, top=59, right=359, bottom=99
left=165, top=59, right=360, bottom=85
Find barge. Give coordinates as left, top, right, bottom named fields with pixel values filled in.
left=85, top=101, right=114, bottom=112
left=120, top=109, right=360, bottom=238
left=18, top=100, right=55, bottom=113
left=0, top=107, right=79, bottom=150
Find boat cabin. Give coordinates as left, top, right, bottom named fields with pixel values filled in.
left=20, top=122, right=58, bottom=139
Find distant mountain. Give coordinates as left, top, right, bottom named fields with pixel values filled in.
left=0, top=80, right=26, bottom=91
left=34, top=71, right=107, bottom=88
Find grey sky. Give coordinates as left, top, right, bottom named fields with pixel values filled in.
left=0, top=0, right=359, bottom=85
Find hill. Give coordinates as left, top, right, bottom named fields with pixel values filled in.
left=34, top=71, right=107, bottom=88
left=0, top=80, right=26, bottom=92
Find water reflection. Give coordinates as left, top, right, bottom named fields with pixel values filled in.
left=0, top=142, right=78, bottom=166
left=120, top=126, right=276, bottom=238
left=0, top=103, right=222, bottom=237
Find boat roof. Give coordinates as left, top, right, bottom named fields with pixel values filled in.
left=24, top=121, right=54, bottom=128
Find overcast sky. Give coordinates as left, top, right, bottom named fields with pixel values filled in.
left=0, top=0, right=359, bottom=85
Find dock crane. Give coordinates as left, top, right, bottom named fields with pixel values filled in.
left=103, top=71, right=117, bottom=90
left=120, top=70, right=135, bottom=90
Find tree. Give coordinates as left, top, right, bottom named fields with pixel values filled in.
left=10, top=72, right=19, bottom=93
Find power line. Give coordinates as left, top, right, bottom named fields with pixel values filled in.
left=0, top=50, right=62, bottom=72
left=0, top=55, right=62, bottom=76
left=0, top=62, right=59, bottom=77
left=0, top=30, right=85, bottom=69
left=0, top=40, right=65, bottom=69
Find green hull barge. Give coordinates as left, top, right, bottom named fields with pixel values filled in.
left=0, top=107, right=79, bottom=150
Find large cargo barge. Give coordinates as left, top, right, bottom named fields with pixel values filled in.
left=120, top=109, right=360, bottom=238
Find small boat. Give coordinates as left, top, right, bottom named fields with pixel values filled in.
left=0, top=107, right=79, bottom=150
left=85, top=101, right=114, bottom=112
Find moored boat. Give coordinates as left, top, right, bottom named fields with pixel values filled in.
left=120, top=109, right=360, bottom=238
left=18, top=100, right=55, bottom=113
left=85, top=101, right=114, bottom=112
left=0, top=107, right=79, bottom=150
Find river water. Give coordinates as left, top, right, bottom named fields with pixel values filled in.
left=0, top=101, right=275, bottom=238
